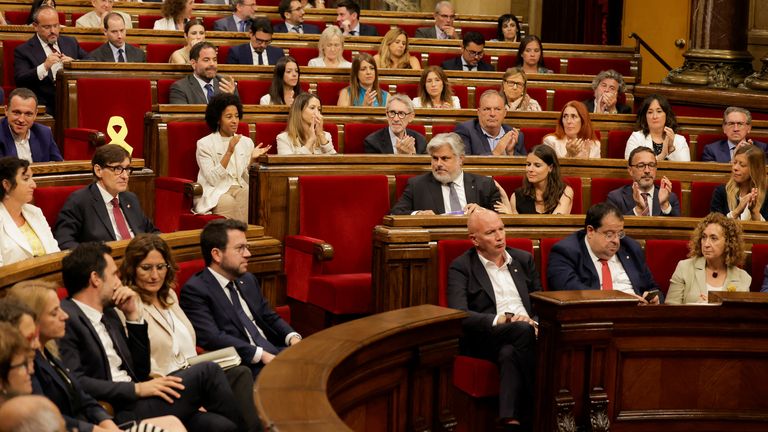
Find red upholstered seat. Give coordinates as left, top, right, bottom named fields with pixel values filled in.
left=56, top=286, right=68, bottom=300
left=316, top=81, right=348, bottom=106
left=391, top=83, right=418, bottom=99
left=644, top=239, right=689, bottom=295
left=236, top=80, right=271, bottom=104
left=202, top=16, right=219, bottom=30
left=157, top=79, right=174, bottom=105
left=285, top=175, right=390, bottom=315
left=690, top=181, right=722, bottom=218
left=62, top=128, right=105, bottom=161
left=175, top=259, right=205, bottom=297
left=138, top=15, right=162, bottom=29
left=527, top=87, right=547, bottom=109
left=2, top=39, right=24, bottom=97
left=369, top=23, right=391, bottom=37
left=146, top=43, right=184, bottom=63
left=544, top=57, right=561, bottom=74
left=4, top=11, right=31, bottom=25
left=566, top=57, right=632, bottom=76
left=607, top=130, right=633, bottom=159
left=552, top=89, right=593, bottom=112
left=432, top=124, right=456, bottom=137
left=253, top=122, right=285, bottom=154
left=473, top=85, right=497, bottom=108
left=323, top=123, right=339, bottom=152
left=458, top=25, right=496, bottom=42
left=286, top=47, right=317, bottom=66
left=750, top=244, right=768, bottom=293
left=394, top=174, right=416, bottom=199
left=33, top=185, right=82, bottom=227
left=343, top=123, right=386, bottom=154
left=398, top=23, right=421, bottom=37
left=497, top=54, right=517, bottom=72
left=519, top=127, right=554, bottom=152
left=81, top=41, right=103, bottom=53
left=427, top=52, right=457, bottom=67
left=217, top=45, right=231, bottom=64
left=492, top=176, right=523, bottom=201
left=590, top=177, right=682, bottom=209
left=540, top=237, right=562, bottom=290
left=670, top=104, right=722, bottom=118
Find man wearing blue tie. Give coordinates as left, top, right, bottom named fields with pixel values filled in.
left=169, top=42, right=238, bottom=105
left=274, top=0, right=321, bottom=34
left=212, top=0, right=258, bottom=32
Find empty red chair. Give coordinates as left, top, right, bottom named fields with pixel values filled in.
left=236, top=80, right=271, bottom=105
left=316, top=81, right=347, bottom=106
left=750, top=244, right=768, bottom=292
left=394, top=174, right=416, bottom=200
left=138, top=15, right=162, bottom=29
left=690, top=181, right=722, bottom=218
left=432, top=124, right=456, bottom=137
left=519, top=127, right=554, bottom=152
left=157, top=79, right=175, bottom=105
left=607, top=130, right=633, bottom=159
left=253, top=122, right=285, bottom=154
left=496, top=54, right=517, bottom=72
left=552, top=89, right=593, bottom=112
left=427, top=51, right=457, bottom=67
left=567, top=57, right=632, bottom=76
left=540, top=237, right=563, bottom=290
left=645, top=239, right=689, bottom=295
left=343, top=123, right=386, bottom=154
left=286, top=47, right=317, bottom=66
left=2, top=39, right=24, bottom=95
left=146, top=43, right=184, bottom=63
left=33, top=185, right=82, bottom=227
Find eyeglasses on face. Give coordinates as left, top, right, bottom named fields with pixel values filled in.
left=102, top=165, right=134, bottom=175
left=386, top=110, right=411, bottom=119
left=504, top=80, right=524, bottom=88
left=629, top=162, right=657, bottom=170
left=465, top=49, right=484, bottom=58
left=138, top=263, right=170, bottom=272
left=724, top=121, right=747, bottom=128
left=594, top=229, right=626, bottom=241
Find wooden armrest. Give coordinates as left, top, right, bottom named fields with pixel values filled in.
left=285, top=235, right=334, bottom=261
left=64, top=128, right=106, bottom=148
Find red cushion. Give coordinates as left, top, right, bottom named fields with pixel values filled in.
left=81, top=41, right=103, bottom=53
left=275, top=305, right=291, bottom=324
left=166, top=122, right=210, bottom=179
left=427, top=52, right=456, bottom=67
left=497, top=54, right=517, bottom=72
left=544, top=57, right=561, bottom=74
left=344, top=123, right=386, bottom=154
left=493, top=176, right=523, bottom=202
left=391, top=83, right=418, bottom=99
left=567, top=57, right=632, bottom=76
left=322, top=123, right=339, bottom=152
left=432, top=124, right=456, bottom=137
left=695, top=133, right=726, bottom=161
left=138, top=15, right=162, bottom=29
left=3, top=39, right=24, bottom=88
left=690, top=181, right=721, bottom=218
left=452, top=85, right=468, bottom=108
left=306, top=273, right=372, bottom=314
left=237, top=80, right=271, bottom=105
left=607, top=130, right=633, bottom=159
left=565, top=177, right=583, bottom=214
left=146, top=43, right=184, bottom=63
left=453, top=355, right=499, bottom=397
left=286, top=47, right=317, bottom=67
left=395, top=174, right=416, bottom=199
left=217, top=46, right=231, bottom=65
left=473, top=85, right=498, bottom=109
left=175, top=259, right=205, bottom=297
left=33, top=185, right=82, bottom=227
left=750, top=244, right=768, bottom=293
left=458, top=25, right=496, bottom=42
left=670, top=105, right=723, bottom=118
left=157, top=79, right=175, bottom=105
left=254, top=122, right=286, bottom=154
left=644, top=239, right=689, bottom=296
left=540, top=237, right=563, bottom=290
left=527, top=87, right=547, bottom=109
left=316, top=82, right=347, bottom=106
left=56, top=286, right=68, bottom=300
left=398, top=24, right=421, bottom=38
left=4, top=11, right=31, bottom=26
left=553, top=89, right=593, bottom=112
left=202, top=16, right=219, bottom=31
left=519, top=127, right=555, bottom=152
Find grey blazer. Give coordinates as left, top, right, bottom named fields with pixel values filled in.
left=667, top=256, right=751, bottom=304
left=87, top=43, right=146, bottom=62
left=169, top=74, right=239, bottom=104
left=414, top=26, right=437, bottom=38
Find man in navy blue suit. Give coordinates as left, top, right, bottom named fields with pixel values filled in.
left=226, top=18, right=285, bottom=66
left=0, top=88, right=62, bottom=162
left=181, top=219, right=301, bottom=377
left=454, top=90, right=525, bottom=156
left=606, top=147, right=680, bottom=217
left=701, top=107, right=768, bottom=162
left=274, top=0, right=320, bottom=34
left=441, top=31, right=494, bottom=72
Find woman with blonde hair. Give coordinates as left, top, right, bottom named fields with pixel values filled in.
left=169, top=19, right=205, bottom=64
left=500, top=67, right=541, bottom=112
left=710, top=144, right=768, bottom=221
left=374, top=27, right=421, bottom=70
left=308, top=26, right=351, bottom=68
left=277, top=93, right=336, bottom=154
left=543, top=100, right=600, bottom=158
left=412, top=66, right=460, bottom=109
left=337, top=53, right=388, bottom=107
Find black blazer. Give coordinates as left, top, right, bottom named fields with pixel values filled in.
left=440, top=56, right=494, bottom=72
left=87, top=42, right=146, bottom=62
left=273, top=21, right=321, bottom=34
left=605, top=184, right=681, bottom=216
left=710, top=184, right=768, bottom=220
left=454, top=119, right=526, bottom=156
left=363, top=127, right=427, bottom=154
left=53, top=182, right=159, bottom=250
left=583, top=98, right=632, bottom=114
left=225, top=43, right=285, bottom=65
left=390, top=171, right=500, bottom=215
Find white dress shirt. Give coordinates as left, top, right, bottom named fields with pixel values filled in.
left=476, top=251, right=529, bottom=325
left=439, top=171, right=467, bottom=213
left=71, top=299, right=132, bottom=383
left=584, top=237, right=634, bottom=295
left=10, top=125, right=32, bottom=162
left=35, top=36, right=62, bottom=81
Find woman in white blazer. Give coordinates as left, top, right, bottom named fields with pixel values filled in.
left=624, top=94, right=690, bottom=161
left=194, top=94, right=270, bottom=222
left=0, top=157, right=59, bottom=266
left=153, top=0, right=193, bottom=30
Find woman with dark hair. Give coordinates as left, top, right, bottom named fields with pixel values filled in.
left=710, top=144, right=768, bottom=221
left=500, top=67, right=540, bottom=112
left=337, top=53, right=388, bottom=107
left=169, top=19, right=205, bottom=64
left=0, top=156, right=59, bottom=266
left=412, top=66, right=460, bottom=109
left=154, top=0, right=194, bottom=30
left=667, top=213, right=751, bottom=304
left=374, top=28, right=421, bottom=70
left=194, top=94, right=270, bottom=222
left=0, top=322, right=33, bottom=403
left=516, top=35, right=552, bottom=74
left=277, top=93, right=336, bottom=155
left=543, top=101, right=600, bottom=158
left=625, top=94, right=690, bottom=161
left=495, top=145, right=574, bottom=214
left=27, top=0, right=56, bottom=24
left=260, top=56, right=302, bottom=105
left=493, top=13, right=521, bottom=42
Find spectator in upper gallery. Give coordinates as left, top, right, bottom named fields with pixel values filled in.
left=308, top=26, right=352, bottom=68
left=169, top=19, right=206, bottom=65
left=337, top=53, right=389, bottom=107
left=0, top=88, right=63, bottom=162
left=170, top=42, right=238, bottom=105
left=500, top=67, right=541, bottom=112
left=75, top=0, right=133, bottom=29
left=226, top=18, right=285, bottom=66
left=363, top=93, right=427, bottom=155
left=153, top=0, right=195, bottom=31
left=14, top=5, right=88, bottom=116
left=441, top=31, right=494, bottom=72
left=516, top=35, right=553, bottom=74
left=213, top=0, right=257, bottom=32
left=624, top=94, right=690, bottom=161
left=584, top=69, right=631, bottom=114
left=260, top=56, right=303, bottom=106
left=492, top=13, right=521, bottom=42
left=374, top=28, right=421, bottom=70
left=412, top=66, right=461, bottom=109
left=606, top=146, right=680, bottom=217
left=335, top=0, right=378, bottom=36
left=454, top=90, right=525, bottom=156
left=710, top=144, right=768, bottom=221
left=276, top=93, right=336, bottom=155
left=87, top=13, right=147, bottom=63
left=701, top=107, right=768, bottom=162
left=415, top=1, right=458, bottom=40
left=274, top=0, right=320, bottom=34
left=542, top=101, right=601, bottom=159
left=26, top=0, right=56, bottom=25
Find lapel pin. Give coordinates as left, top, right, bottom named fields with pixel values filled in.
left=513, top=268, right=518, bottom=272
left=126, top=204, right=131, bottom=209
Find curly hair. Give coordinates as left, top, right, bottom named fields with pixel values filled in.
left=204, top=93, right=243, bottom=133
left=688, top=212, right=745, bottom=267
left=120, top=234, right=179, bottom=309
left=496, top=13, right=521, bottom=42
left=161, top=0, right=190, bottom=20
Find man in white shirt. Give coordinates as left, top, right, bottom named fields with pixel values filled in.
left=415, top=1, right=458, bottom=39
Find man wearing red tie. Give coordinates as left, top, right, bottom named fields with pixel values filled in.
left=547, top=202, right=662, bottom=303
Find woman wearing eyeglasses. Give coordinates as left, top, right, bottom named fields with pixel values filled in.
left=0, top=322, right=33, bottom=403
left=542, top=101, right=600, bottom=159
left=277, top=93, right=336, bottom=155
left=710, top=144, right=768, bottom=221
left=500, top=67, right=541, bottom=112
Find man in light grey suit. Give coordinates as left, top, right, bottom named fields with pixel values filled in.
left=213, top=0, right=258, bottom=32
left=169, top=42, right=238, bottom=104
left=87, top=13, right=146, bottom=63
left=415, top=1, right=458, bottom=39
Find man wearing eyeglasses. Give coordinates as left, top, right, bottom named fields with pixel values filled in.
left=226, top=18, right=285, bottom=66
left=415, top=1, right=458, bottom=40
left=274, top=0, right=320, bottom=34
left=441, top=32, right=493, bottom=72
left=701, top=107, right=768, bottom=162
left=0, top=88, right=62, bottom=162
left=606, top=147, right=680, bottom=217
left=547, top=202, right=662, bottom=304
left=364, top=94, right=426, bottom=154
left=54, top=144, right=159, bottom=250
left=213, top=0, right=258, bottom=32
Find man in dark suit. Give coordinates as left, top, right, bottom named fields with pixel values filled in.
left=226, top=18, right=285, bottom=66
left=180, top=219, right=301, bottom=377
left=364, top=94, right=426, bottom=154
left=415, top=1, right=458, bottom=39
left=547, top=203, right=662, bottom=302
left=57, top=242, right=250, bottom=431
left=701, top=107, right=768, bottom=162
left=336, top=0, right=378, bottom=36
left=212, top=0, right=257, bottom=32
left=441, top=31, right=493, bottom=72
left=390, top=132, right=500, bottom=215
left=170, top=42, right=238, bottom=104
left=14, top=5, right=88, bottom=116
left=274, top=0, right=321, bottom=34
left=448, top=209, right=538, bottom=430
left=606, top=147, right=680, bottom=216
left=87, top=13, right=146, bottom=63
left=455, top=90, right=525, bottom=156
left=0, top=87, right=62, bottom=162
left=582, top=69, right=632, bottom=114
left=54, top=144, right=159, bottom=250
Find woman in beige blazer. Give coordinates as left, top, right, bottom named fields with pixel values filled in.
left=667, top=213, right=751, bottom=304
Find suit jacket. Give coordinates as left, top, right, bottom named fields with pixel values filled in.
left=169, top=74, right=240, bottom=104
left=710, top=184, right=768, bottom=220
left=441, top=56, right=494, bottom=72
left=58, top=299, right=151, bottom=406
left=143, top=290, right=198, bottom=376
left=355, top=23, right=379, bottom=36
left=390, top=171, right=500, bottom=215
left=583, top=98, right=632, bottom=114
left=454, top=119, right=526, bottom=156
left=547, top=230, right=660, bottom=297
left=226, top=43, right=285, bottom=65
left=32, top=348, right=112, bottom=432
left=667, top=256, right=751, bottom=304
left=87, top=42, right=146, bottom=62
left=363, top=127, right=427, bottom=154
left=213, top=16, right=249, bottom=32
left=0, top=202, right=59, bottom=266
left=414, top=26, right=438, bottom=38
left=605, top=184, right=680, bottom=216
left=14, top=34, right=88, bottom=115
left=273, top=21, right=321, bottom=34
left=194, top=132, right=254, bottom=214
left=53, top=183, right=159, bottom=250
left=180, top=268, right=296, bottom=374
left=701, top=138, right=768, bottom=162
left=0, top=117, right=63, bottom=161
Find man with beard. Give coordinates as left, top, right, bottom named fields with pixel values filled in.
left=169, top=41, right=238, bottom=104
left=390, top=132, right=500, bottom=215
left=606, top=146, right=680, bottom=216
left=180, top=219, right=301, bottom=377
left=0, top=87, right=62, bottom=161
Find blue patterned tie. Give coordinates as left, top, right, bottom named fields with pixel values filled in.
left=204, top=83, right=213, bottom=103
left=226, top=281, right=278, bottom=354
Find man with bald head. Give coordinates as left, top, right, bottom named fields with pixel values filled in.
left=447, top=209, right=538, bottom=430
left=455, top=90, right=525, bottom=156
left=0, top=395, right=67, bottom=432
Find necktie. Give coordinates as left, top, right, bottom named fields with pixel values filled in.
left=292, top=24, right=302, bottom=33
left=239, top=20, right=246, bottom=32
left=448, top=182, right=461, bottom=213
left=466, top=65, right=475, bottom=71
left=100, top=315, right=135, bottom=379
left=599, top=259, right=613, bottom=290
left=110, top=197, right=132, bottom=240
left=117, top=48, right=125, bottom=63
left=349, top=30, right=357, bottom=36
left=47, top=43, right=59, bottom=54
left=204, top=83, right=214, bottom=102
left=226, top=282, right=278, bottom=354
left=641, top=192, right=650, bottom=216
left=256, top=51, right=264, bottom=65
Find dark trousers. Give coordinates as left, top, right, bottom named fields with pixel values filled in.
left=224, top=365, right=260, bottom=431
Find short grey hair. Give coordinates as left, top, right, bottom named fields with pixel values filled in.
left=386, top=93, right=414, bottom=113
left=591, top=69, right=626, bottom=93
left=478, top=89, right=504, bottom=106
left=723, top=106, right=752, bottom=125
left=427, top=132, right=464, bottom=156
left=434, top=1, right=454, bottom=13
left=318, top=26, right=344, bottom=57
